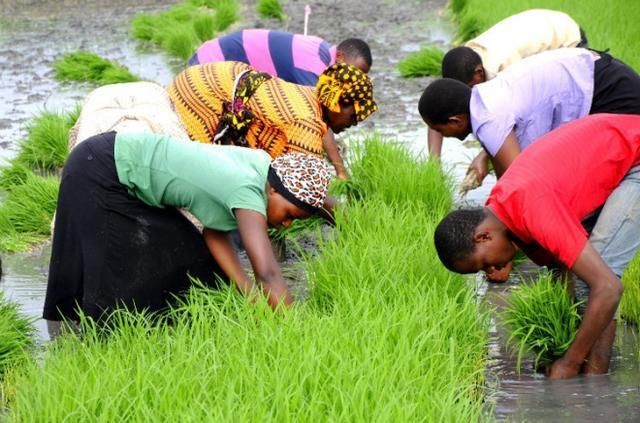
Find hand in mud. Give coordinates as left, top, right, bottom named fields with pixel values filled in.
left=484, top=261, right=513, bottom=283
left=467, top=150, right=490, bottom=184
left=546, top=356, right=581, bottom=379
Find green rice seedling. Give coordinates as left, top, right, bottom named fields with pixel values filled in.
left=0, top=293, right=36, bottom=377
left=455, top=9, right=483, bottom=43
left=4, top=138, right=489, bottom=421
left=268, top=215, right=324, bottom=241
left=502, top=272, right=582, bottom=372
left=193, top=13, right=215, bottom=42
left=130, top=1, right=239, bottom=59
left=53, top=52, right=139, bottom=85
left=213, top=0, right=240, bottom=32
left=0, top=172, right=58, bottom=236
left=161, top=24, right=199, bottom=60
left=257, top=0, right=286, bottom=21
left=398, top=47, right=445, bottom=78
left=620, top=252, right=640, bottom=325
left=14, top=110, right=76, bottom=171
left=347, top=136, right=453, bottom=217
left=449, top=0, right=469, bottom=16
left=0, top=162, right=31, bottom=193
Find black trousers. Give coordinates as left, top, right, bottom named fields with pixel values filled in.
left=43, top=132, right=224, bottom=321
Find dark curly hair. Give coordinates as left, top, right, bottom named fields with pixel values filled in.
left=441, top=46, right=483, bottom=84
left=434, top=208, right=487, bottom=272
left=418, top=78, right=471, bottom=125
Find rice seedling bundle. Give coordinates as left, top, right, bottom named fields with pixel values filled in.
left=0, top=294, right=36, bottom=377
left=257, top=0, right=286, bottom=22
left=130, top=0, right=239, bottom=60
left=502, top=272, right=582, bottom=371
left=4, top=137, right=489, bottom=420
left=398, top=47, right=445, bottom=78
left=53, top=52, right=139, bottom=85
left=448, top=0, right=640, bottom=70
left=13, top=108, right=77, bottom=171
left=620, top=252, right=640, bottom=325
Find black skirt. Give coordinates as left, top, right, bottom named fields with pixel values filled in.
left=43, top=132, right=225, bottom=321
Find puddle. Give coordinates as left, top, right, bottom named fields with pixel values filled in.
left=482, top=273, right=640, bottom=421
left=0, top=0, right=637, bottom=420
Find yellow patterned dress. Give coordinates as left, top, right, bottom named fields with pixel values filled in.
left=168, top=61, right=327, bottom=158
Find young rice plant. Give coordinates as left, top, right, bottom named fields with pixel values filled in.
left=502, top=272, right=582, bottom=372
left=53, top=52, right=139, bottom=85
left=397, top=47, right=445, bottom=78
left=257, top=0, right=286, bottom=22
left=620, top=252, right=640, bottom=325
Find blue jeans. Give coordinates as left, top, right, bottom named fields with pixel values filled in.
left=575, top=165, right=640, bottom=312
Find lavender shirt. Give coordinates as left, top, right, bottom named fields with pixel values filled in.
left=470, top=48, right=596, bottom=156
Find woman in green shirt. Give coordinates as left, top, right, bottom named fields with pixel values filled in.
left=43, top=131, right=331, bottom=322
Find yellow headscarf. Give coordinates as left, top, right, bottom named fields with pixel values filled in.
left=316, top=63, right=377, bottom=123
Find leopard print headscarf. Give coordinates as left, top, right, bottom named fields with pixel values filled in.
left=268, top=153, right=331, bottom=214
left=316, top=63, right=377, bottom=123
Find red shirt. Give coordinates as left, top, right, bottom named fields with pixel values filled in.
left=486, top=114, right=640, bottom=268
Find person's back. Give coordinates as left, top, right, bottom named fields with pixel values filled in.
left=466, top=9, right=583, bottom=80
left=471, top=48, right=596, bottom=156
left=169, top=61, right=327, bottom=158
left=191, top=29, right=336, bottom=86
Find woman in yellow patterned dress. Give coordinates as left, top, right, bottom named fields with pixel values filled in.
left=168, top=61, right=377, bottom=176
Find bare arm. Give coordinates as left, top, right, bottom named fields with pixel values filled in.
left=548, top=242, right=623, bottom=379
left=427, top=128, right=443, bottom=160
left=235, top=209, right=293, bottom=309
left=466, top=150, right=490, bottom=185
left=322, top=130, right=348, bottom=180
left=490, top=129, right=521, bottom=178
left=203, top=228, right=256, bottom=297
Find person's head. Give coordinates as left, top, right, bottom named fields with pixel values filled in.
left=418, top=78, right=472, bottom=139
left=434, top=208, right=517, bottom=274
left=316, top=63, right=378, bottom=133
left=441, top=46, right=486, bottom=86
left=336, top=38, right=372, bottom=74
left=266, top=153, right=331, bottom=228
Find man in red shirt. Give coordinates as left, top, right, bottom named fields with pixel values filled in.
left=434, top=114, right=640, bottom=379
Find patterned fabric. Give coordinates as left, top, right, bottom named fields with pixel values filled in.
left=316, top=63, right=377, bottom=122
left=214, top=69, right=272, bottom=146
left=268, top=153, right=330, bottom=213
left=169, top=61, right=328, bottom=158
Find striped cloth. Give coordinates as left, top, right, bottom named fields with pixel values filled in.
left=191, top=29, right=336, bottom=86
left=168, top=61, right=328, bottom=158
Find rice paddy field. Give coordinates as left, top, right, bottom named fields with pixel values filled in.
left=0, top=0, right=639, bottom=420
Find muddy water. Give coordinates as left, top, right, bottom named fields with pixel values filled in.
left=0, top=0, right=637, bottom=420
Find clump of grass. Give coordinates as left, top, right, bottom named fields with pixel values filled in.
left=620, top=252, right=640, bottom=325
left=14, top=108, right=78, bottom=171
left=455, top=10, right=483, bottom=43
left=0, top=294, right=36, bottom=378
left=53, top=52, right=139, bottom=85
left=347, top=136, right=453, bottom=218
left=257, top=0, right=286, bottom=21
left=269, top=216, right=324, bottom=241
left=213, top=0, right=240, bottom=31
left=502, top=272, right=582, bottom=372
left=130, top=0, right=239, bottom=59
left=398, top=47, right=445, bottom=78
left=3, top=137, right=489, bottom=421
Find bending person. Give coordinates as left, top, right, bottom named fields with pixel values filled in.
left=420, top=48, right=640, bottom=183
left=428, top=9, right=586, bottom=158
left=434, top=113, right=640, bottom=379
left=169, top=61, right=377, bottom=180
left=189, top=29, right=372, bottom=86
left=43, top=131, right=331, bottom=322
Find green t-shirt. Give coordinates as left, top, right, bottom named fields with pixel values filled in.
left=114, top=132, right=270, bottom=231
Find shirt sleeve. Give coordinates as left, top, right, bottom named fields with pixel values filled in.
left=470, top=88, right=515, bottom=156
left=227, top=184, right=267, bottom=217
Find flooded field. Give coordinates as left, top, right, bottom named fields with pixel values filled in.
left=0, top=0, right=638, bottom=420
